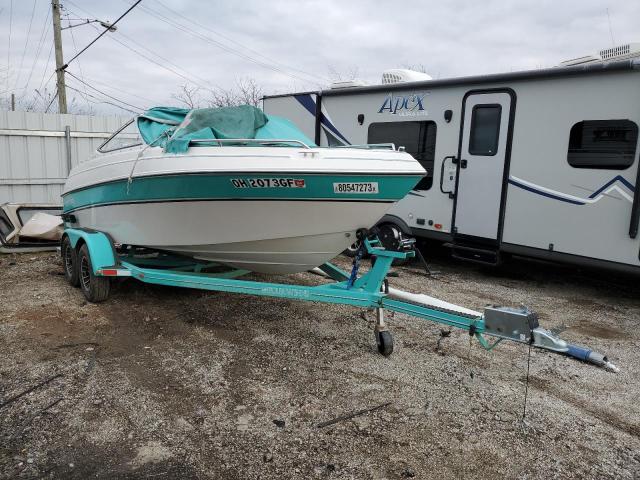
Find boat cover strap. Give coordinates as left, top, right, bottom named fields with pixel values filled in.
left=137, top=105, right=315, bottom=153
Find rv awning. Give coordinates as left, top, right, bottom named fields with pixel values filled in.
left=137, top=105, right=315, bottom=153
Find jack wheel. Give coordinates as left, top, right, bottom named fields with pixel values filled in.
left=343, top=240, right=361, bottom=258
left=61, top=236, right=79, bottom=287
left=376, top=330, right=394, bottom=357
left=78, top=244, right=111, bottom=303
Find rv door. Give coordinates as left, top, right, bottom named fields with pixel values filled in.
left=453, top=91, right=514, bottom=240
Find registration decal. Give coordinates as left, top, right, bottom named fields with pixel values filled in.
left=231, top=178, right=306, bottom=188
left=333, top=182, right=379, bottom=194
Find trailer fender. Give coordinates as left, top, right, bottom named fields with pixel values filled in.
left=63, top=228, right=117, bottom=274
left=375, top=215, right=412, bottom=236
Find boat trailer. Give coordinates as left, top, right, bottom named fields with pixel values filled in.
left=60, top=227, right=618, bottom=372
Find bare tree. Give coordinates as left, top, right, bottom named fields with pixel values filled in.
left=30, top=88, right=60, bottom=112
left=67, top=96, right=96, bottom=115
left=0, top=87, right=96, bottom=114
left=207, top=87, right=237, bottom=109
left=327, top=65, right=359, bottom=82
left=208, top=78, right=263, bottom=108
left=235, top=77, right=263, bottom=107
left=169, top=78, right=265, bottom=110
left=401, top=63, right=430, bottom=74
left=171, top=84, right=203, bottom=109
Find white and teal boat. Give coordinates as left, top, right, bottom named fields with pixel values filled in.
left=62, top=106, right=425, bottom=274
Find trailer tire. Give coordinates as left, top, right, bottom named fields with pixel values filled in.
left=78, top=244, right=110, bottom=303
left=376, top=330, right=394, bottom=357
left=61, top=236, right=79, bottom=287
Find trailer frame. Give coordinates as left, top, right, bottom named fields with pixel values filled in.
left=59, top=227, right=617, bottom=369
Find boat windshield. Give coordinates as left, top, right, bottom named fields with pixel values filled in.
left=98, top=120, right=143, bottom=152
left=137, top=106, right=316, bottom=153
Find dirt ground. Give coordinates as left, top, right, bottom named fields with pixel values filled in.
left=0, top=245, right=639, bottom=479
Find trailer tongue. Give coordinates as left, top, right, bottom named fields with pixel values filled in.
left=60, top=228, right=618, bottom=372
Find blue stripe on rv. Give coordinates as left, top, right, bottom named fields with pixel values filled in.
left=294, top=94, right=351, bottom=145
left=588, top=175, right=635, bottom=199
left=508, top=178, right=586, bottom=205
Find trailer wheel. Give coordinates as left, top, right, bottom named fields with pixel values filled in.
left=61, top=236, right=79, bottom=287
left=376, top=330, right=394, bottom=357
left=78, top=244, right=110, bottom=303
left=343, top=240, right=361, bottom=258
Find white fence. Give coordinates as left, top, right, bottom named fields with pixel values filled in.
left=0, top=110, right=129, bottom=204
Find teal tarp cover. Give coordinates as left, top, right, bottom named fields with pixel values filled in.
left=137, top=105, right=315, bottom=153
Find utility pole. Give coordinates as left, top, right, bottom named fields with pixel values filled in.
left=51, top=0, right=67, bottom=114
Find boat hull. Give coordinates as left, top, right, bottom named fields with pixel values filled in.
left=71, top=199, right=393, bottom=273
left=63, top=145, right=426, bottom=274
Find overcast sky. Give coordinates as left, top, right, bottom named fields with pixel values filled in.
left=1, top=0, right=639, bottom=114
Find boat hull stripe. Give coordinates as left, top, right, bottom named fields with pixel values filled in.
left=62, top=173, right=420, bottom=213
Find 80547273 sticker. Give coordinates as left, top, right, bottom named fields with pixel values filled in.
left=333, top=182, right=379, bottom=194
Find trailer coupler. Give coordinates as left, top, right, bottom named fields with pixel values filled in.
left=480, top=305, right=619, bottom=372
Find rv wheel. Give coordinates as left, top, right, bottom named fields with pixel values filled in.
left=78, top=244, right=111, bottom=303
left=375, top=330, right=394, bottom=357
left=61, top=236, right=79, bottom=287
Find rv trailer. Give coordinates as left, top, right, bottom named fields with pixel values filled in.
left=263, top=45, right=640, bottom=274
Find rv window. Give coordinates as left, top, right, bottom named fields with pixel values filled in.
left=568, top=120, right=638, bottom=169
left=367, top=121, right=437, bottom=190
left=468, top=104, right=501, bottom=156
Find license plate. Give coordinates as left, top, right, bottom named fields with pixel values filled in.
left=333, top=182, right=379, bottom=194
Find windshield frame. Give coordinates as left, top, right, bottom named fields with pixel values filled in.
left=98, top=119, right=144, bottom=153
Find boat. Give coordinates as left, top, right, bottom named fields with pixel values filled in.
left=61, top=105, right=425, bottom=274
left=1, top=203, right=63, bottom=253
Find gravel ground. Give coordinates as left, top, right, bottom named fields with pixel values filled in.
left=0, top=246, right=639, bottom=479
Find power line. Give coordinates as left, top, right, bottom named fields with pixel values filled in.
left=65, top=12, right=91, bottom=111
left=151, top=0, right=328, bottom=84
left=64, top=2, right=217, bottom=92
left=113, top=29, right=219, bottom=89
left=44, top=88, right=58, bottom=112
left=12, top=0, right=38, bottom=92
left=23, top=7, right=51, bottom=93
left=71, top=72, right=159, bottom=106
left=62, top=5, right=164, bottom=105
left=104, top=30, right=212, bottom=90
left=129, top=1, right=323, bottom=87
left=66, top=83, right=140, bottom=114
left=5, top=0, right=13, bottom=92
left=61, top=0, right=142, bottom=71
left=37, top=42, right=54, bottom=92
left=66, top=71, right=144, bottom=111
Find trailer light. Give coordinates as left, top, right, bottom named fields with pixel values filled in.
left=98, top=269, right=119, bottom=276
left=434, top=223, right=442, bottom=230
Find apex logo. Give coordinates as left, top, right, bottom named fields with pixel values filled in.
left=378, top=92, right=428, bottom=116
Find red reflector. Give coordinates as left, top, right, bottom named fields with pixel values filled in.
left=434, top=223, right=442, bottom=230
left=99, top=269, right=118, bottom=276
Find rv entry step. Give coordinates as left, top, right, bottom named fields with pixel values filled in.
left=443, top=242, right=501, bottom=266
